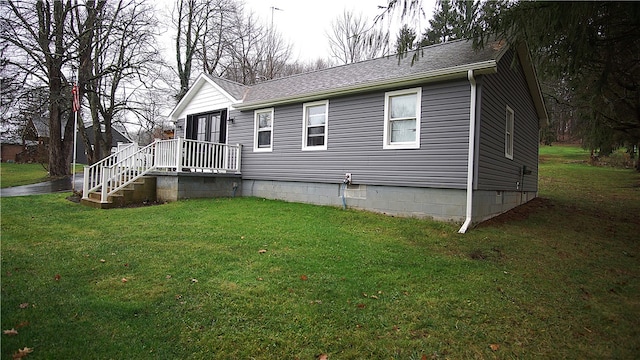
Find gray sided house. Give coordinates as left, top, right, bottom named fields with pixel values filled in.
left=74, top=124, right=133, bottom=164
left=22, top=116, right=132, bottom=164
left=169, top=39, right=547, bottom=231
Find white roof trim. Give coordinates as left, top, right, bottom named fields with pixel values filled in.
left=168, top=74, right=241, bottom=121
left=515, top=43, right=548, bottom=127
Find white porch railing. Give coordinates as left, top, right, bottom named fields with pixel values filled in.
left=83, top=139, right=242, bottom=203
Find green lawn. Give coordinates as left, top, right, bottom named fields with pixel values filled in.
left=1, top=145, right=639, bottom=359
left=0, top=163, right=84, bottom=188
left=0, top=163, right=49, bottom=188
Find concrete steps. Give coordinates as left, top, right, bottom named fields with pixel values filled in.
left=81, top=176, right=157, bottom=209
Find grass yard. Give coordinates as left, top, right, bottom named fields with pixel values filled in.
left=0, top=163, right=49, bottom=188
left=1, top=145, right=639, bottom=359
left=0, top=163, right=84, bottom=188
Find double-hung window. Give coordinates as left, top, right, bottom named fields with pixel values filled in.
left=505, top=105, right=514, bottom=159
left=383, top=88, right=422, bottom=149
left=302, top=100, right=328, bottom=150
left=254, top=108, right=274, bottom=152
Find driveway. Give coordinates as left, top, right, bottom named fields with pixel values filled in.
left=0, top=175, right=84, bottom=197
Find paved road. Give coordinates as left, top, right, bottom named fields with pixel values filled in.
left=0, top=175, right=84, bottom=197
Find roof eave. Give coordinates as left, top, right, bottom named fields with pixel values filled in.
left=168, top=74, right=241, bottom=121
left=516, top=43, right=549, bottom=128
left=234, top=61, right=498, bottom=111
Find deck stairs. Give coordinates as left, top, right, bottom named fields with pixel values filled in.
left=80, top=139, right=241, bottom=208
left=81, top=176, right=157, bottom=209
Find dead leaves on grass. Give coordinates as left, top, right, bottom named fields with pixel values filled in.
left=15, top=322, right=29, bottom=329
left=12, top=347, right=33, bottom=359
left=3, top=328, right=19, bottom=336
left=4, top=323, right=33, bottom=359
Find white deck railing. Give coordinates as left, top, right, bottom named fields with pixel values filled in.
left=83, top=139, right=241, bottom=203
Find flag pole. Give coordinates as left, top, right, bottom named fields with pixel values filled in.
left=71, top=70, right=80, bottom=193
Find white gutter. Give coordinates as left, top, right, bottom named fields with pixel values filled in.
left=459, top=69, right=477, bottom=234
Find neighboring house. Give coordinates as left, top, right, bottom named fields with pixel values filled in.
left=1, top=142, right=22, bottom=162
left=74, top=124, right=133, bottom=164
left=23, top=116, right=132, bottom=164
left=166, top=39, right=547, bottom=230
left=0, top=140, right=24, bottom=162
left=20, top=115, right=51, bottom=163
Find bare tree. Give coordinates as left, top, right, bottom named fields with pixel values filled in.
left=73, top=0, right=107, bottom=165
left=83, top=0, right=160, bottom=163
left=2, top=0, right=165, bottom=172
left=195, top=0, right=236, bottom=76
left=0, top=44, right=24, bottom=141
left=169, top=1, right=294, bottom=87
left=1, top=0, right=76, bottom=176
left=327, top=9, right=388, bottom=65
left=173, top=0, right=212, bottom=102
left=259, top=26, right=292, bottom=80
left=222, top=10, right=267, bottom=84
left=126, top=89, right=170, bottom=145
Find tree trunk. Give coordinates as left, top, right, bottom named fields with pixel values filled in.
left=76, top=116, right=94, bottom=164
left=76, top=0, right=104, bottom=165
left=44, top=1, right=71, bottom=176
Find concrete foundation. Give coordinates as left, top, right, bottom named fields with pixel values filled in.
left=154, top=172, right=242, bottom=202
left=242, top=179, right=468, bottom=222
left=137, top=172, right=536, bottom=225
left=241, top=179, right=537, bottom=224
left=472, top=190, right=538, bottom=223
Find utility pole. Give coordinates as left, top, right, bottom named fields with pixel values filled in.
left=267, top=6, right=283, bottom=80
left=270, top=6, right=283, bottom=30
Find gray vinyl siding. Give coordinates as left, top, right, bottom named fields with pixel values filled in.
left=228, top=80, right=471, bottom=189
left=477, top=49, right=539, bottom=192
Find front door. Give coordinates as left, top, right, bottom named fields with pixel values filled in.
left=185, top=110, right=227, bottom=143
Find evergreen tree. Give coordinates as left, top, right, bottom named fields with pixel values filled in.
left=420, top=0, right=481, bottom=46
left=479, top=1, right=640, bottom=167
left=385, top=1, right=640, bottom=170
left=395, top=24, right=417, bottom=54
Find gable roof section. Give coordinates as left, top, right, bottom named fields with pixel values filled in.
left=235, top=39, right=505, bottom=110
left=205, top=74, right=248, bottom=100
left=81, top=124, right=133, bottom=144
left=30, top=115, right=51, bottom=138
left=169, top=73, right=247, bottom=120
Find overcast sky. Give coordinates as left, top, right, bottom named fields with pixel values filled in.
left=156, top=0, right=437, bottom=64
left=242, top=0, right=436, bottom=62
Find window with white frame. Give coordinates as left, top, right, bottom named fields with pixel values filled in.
left=505, top=105, right=514, bottom=159
left=254, top=108, right=274, bottom=152
left=383, top=88, right=422, bottom=149
left=302, top=100, right=328, bottom=150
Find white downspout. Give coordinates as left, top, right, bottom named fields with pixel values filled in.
left=458, top=69, right=477, bottom=234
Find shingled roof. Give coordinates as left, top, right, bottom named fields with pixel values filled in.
left=170, top=39, right=546, bottom=123
left=235, top=39, right=507, bottom=110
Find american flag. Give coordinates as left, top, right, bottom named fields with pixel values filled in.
left=72, top=84, right=80, bottom=112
